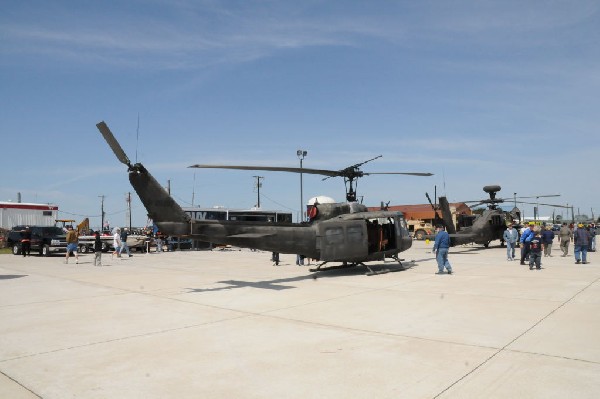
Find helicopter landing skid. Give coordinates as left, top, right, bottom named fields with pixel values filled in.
left=309, top=261, right=356, bottom=273
left=309, top=261, right=393, bottom=276
left=390, top=255, right=407, bottom=271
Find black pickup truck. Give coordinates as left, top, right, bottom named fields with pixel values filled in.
left=7, top=225, right=68, bottom=256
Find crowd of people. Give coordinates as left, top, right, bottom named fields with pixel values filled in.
left=516, top=222, right=596, bottom=267
left=58, top=225, right=176, bottom=267
left=433, top=221, right=596, bottom=275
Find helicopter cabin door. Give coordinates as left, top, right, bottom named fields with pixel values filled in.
left=317, top=220, right=368, bottom=262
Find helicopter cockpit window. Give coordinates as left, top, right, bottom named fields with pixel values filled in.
left=324, top=227, right=344, bottom=244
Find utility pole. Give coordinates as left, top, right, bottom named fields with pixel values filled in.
left=253, top=176, right=264, bottom=208
left=297, top=149, right=307, bottom=222
left=126, top=192, right=132, bottom=230
left=99, top=195, right=105, bottom=232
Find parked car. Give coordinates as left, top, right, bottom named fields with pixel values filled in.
left=6, top=225, right=68, bottom=256
left=552, top=224, right=561, bottom=231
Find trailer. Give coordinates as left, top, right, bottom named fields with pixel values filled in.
left=1, top=202, right=58, bottom=230
left=77, top=234, right=147, bottom=253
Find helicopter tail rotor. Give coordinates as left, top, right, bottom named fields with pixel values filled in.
left=96, top=121, right=132, bottom=168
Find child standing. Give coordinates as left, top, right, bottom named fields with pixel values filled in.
left=529, top=226, right=544, bottom=270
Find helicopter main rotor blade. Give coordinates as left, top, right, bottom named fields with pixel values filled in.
left=514, top=194, right=561, bottom=199
left=364, top=172, right=434, bottom=177
left=498, top=194, right=561, bottom=201
left=189, top=164, right=434, bottom=178
left=96, top=121, right=131, bottom=167
left=188, top=164, right=341, bottom=177
left=349, top=155, right=382, bottom=169
left=515, top=201, right=571, bottom=208
left=467, top=202, right=486, bottom=208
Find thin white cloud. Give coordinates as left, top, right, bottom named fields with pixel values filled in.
left=2, top=1, right=599, bottom=72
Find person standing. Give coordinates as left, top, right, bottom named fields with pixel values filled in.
left=112, top=228, right=122, bottom=258
left=574, top=224, right=591, bottom=264
left=588, top=224, right=596, bottom=252
left=519, top=222, right=535, bottom=265
left=20, top=226, right=32, bottom=257
left=119, top=227, right=131, bottom=257
left=272, top=252, right=280, bottom=266
left=503, top=224, right=518, bottom=261
left=93, top=231, right=103, bottom=266
left=433, top=225, right=452, bottom=275
left=558, top=222, right=573, bottom=257
left=529, top=227, right=543, bottom=270
left=541, top=225, right=555, bottom=257
left=65, top=225, right=79, bottom=264
left=155, top=231, right=163, bottom=253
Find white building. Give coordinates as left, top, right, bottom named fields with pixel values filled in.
left=0, top=202, right=59, bottom=229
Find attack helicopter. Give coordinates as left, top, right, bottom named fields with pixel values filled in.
left=96, top=121, right=433, bottom=274
left=426, top=185, right=559, bottom=247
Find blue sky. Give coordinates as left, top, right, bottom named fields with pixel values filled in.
left=1, top=0, right=599, bottom=227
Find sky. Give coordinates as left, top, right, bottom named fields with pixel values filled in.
left=1, top=0, right=599, bottom=228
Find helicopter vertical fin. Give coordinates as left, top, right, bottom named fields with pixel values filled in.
left=96, top=122, right=191, bottom=234
left=128, top=164, right=191, bottom=227
left=438, top=196, right=457, bottom=235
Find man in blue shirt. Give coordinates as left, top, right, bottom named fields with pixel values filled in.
left=519, top=222, right=535, bottom=265
left=433, top=225, right=452, bottom=275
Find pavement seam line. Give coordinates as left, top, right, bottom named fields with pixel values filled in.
left=0, top=368, right=43, bottom=398
left=431, top=275, right=600, bottom=398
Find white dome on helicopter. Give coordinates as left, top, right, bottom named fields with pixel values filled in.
left=307, top=196, right=336, bottom=205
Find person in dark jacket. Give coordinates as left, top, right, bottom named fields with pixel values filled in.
left=573, top=224, right=591, bottom=264
left=93, top=231, right=103, bottom=266
left=541, top=226, right=555, bottom=257
left=20, top=226, right=32, bottom=257
left=119, top=227, right=131, bottom=257
left=529, top=227, right=544, bottom=270
left=433, top=225, right=452, bottom=275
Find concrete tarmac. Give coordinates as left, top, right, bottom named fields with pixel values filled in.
left=1, top=241, right=599, bottom=398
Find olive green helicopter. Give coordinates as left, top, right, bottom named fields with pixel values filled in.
left=97, top=121, right=433, bottom=275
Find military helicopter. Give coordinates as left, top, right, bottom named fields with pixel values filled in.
left=96, top=121, right=433, bottom=275
left=426, top=185, right=559, bottom=247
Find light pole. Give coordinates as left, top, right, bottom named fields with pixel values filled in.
left=253, top=176, right=263, bottom=208
left=297, top=149, right=307, bottom=222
